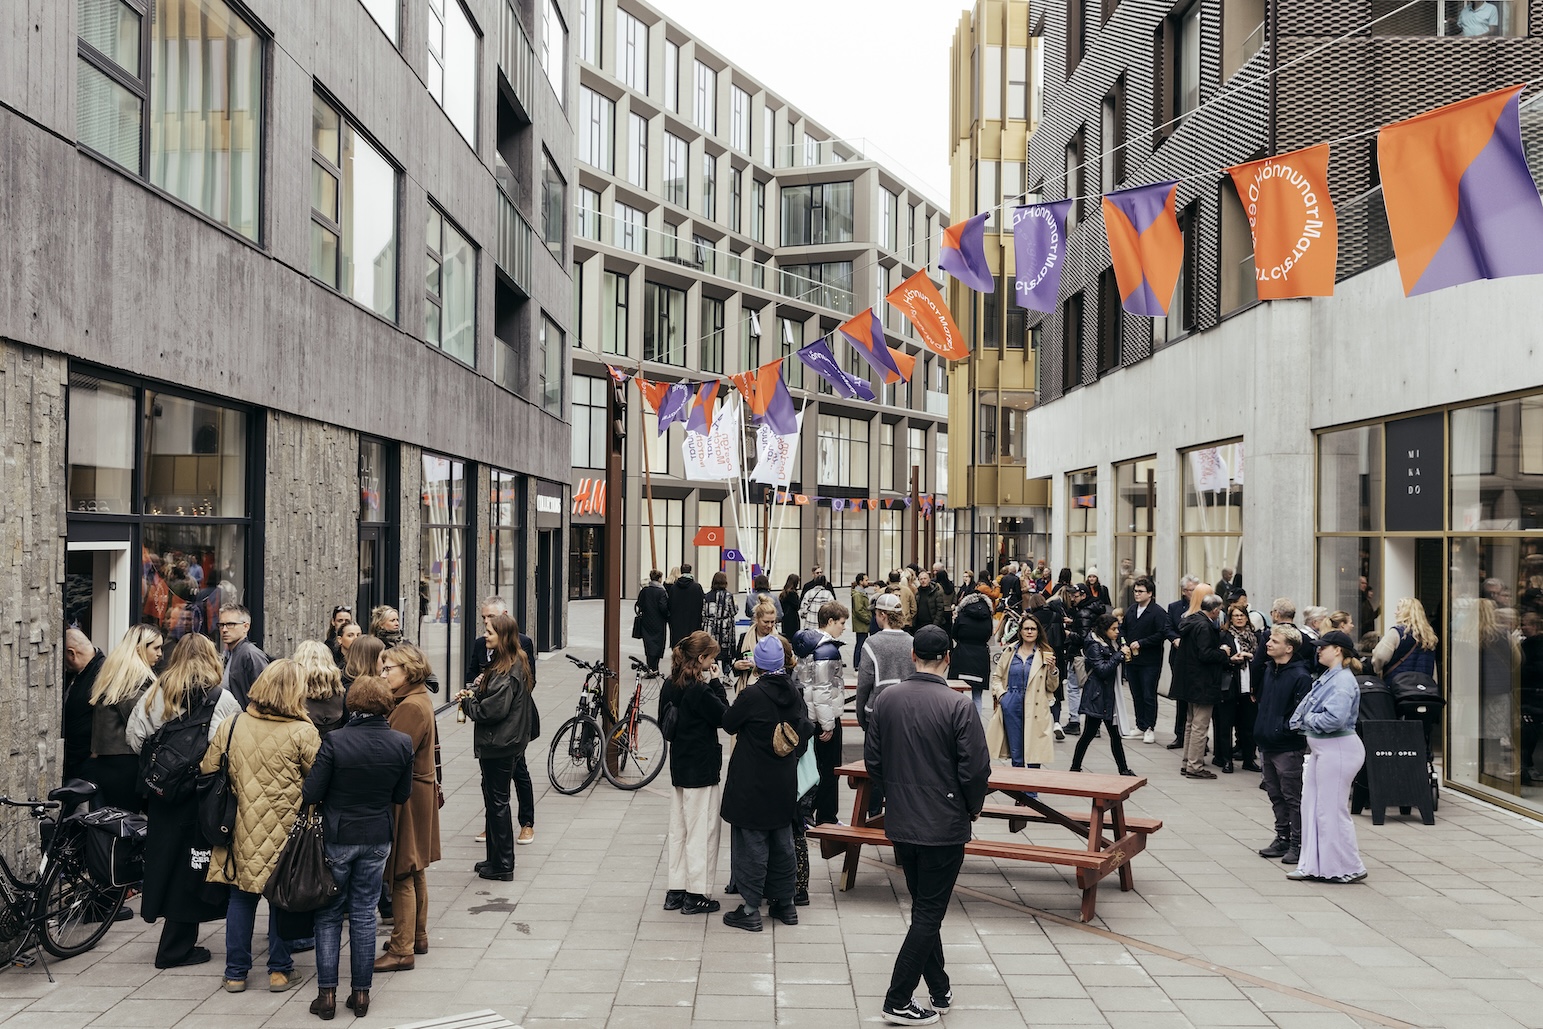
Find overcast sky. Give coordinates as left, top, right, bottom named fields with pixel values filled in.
left=648, top=0, right=965, bottom=209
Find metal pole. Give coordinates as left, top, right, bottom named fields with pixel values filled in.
left=637, top=364, right=658, bottom=574
left=603, top=380, right=626, bottom=727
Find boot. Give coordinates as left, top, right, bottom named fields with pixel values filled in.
left=1258, top=836, right=1289, bottom=859
left=309, top=988, right=336, bottom=1020
left=373, top=952, right=415, bottom=972
left=346, top=990, right=370, bottom=1017
left=663, top=889, right=686, bottom=911
left=1280, top=843, right=1301, bottom=864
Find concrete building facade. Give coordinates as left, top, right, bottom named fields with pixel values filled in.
left=0, top=0, right=573, bottom=801
left=1018, top=0, right=1543, bottom=818
left=567, top=0, right=951, bottom=597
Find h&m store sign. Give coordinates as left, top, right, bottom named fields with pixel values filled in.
left=1384, top=412, right=1443, bottom=532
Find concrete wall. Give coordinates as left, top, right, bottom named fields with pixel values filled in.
left=0, top=342, right=68, bottom=810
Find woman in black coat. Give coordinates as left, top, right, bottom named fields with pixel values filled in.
left=635, top=570, right=671, bottom=671
left=1174, top=589, right=1234, bottom=778
left=457, top=615, right=533, bottom=880
left=660, top=632, right=731, bottom=915
left=1070, top=615, right=1134, bottom=775
left=950, top=589, right=997, bottom=719
left=778, top=575, right=802, bottom=641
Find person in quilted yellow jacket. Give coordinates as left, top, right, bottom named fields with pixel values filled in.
left=200, top=658, right=321, bottom=995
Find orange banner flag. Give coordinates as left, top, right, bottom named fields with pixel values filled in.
left=635, top=377, right=671, bottom=413
left=885, top=270, right=970, bottom=361
left=1226, top=144, right=1338, bottom=299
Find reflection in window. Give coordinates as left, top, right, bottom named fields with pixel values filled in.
left=541, top=151, right=565, bottom=254
left=419, top=454, right=466, bottom=693
left=427, top=0, right=478, bottom=145
left=539, top=314, right=563, bottom=416
left=312, top=94, right=398, bottom=320
left=780, top=182, right=855, bottom=245
left=425, top=206, right=476, bottom=364
left=1067, top=468, right=1098, bottom=579
left=141, top=522, right=247, bottom=645
left=68, top=373, right=137, bottom=515
left=541, top=0, right=566, bottom=104
left=1318, top=424, right=1384, bottom=533
left=578, top=86, right=614, bottom=172
left=816, top=415, right=871, bottom=487
left=1452, top=397, right=1543, bottom=530
left=644, top=282, right=686, bottom=365
left=1180, top=440, right=1244, bottom=585
left=143, top=392, right=248, bottom=517
left=617, top=9, right=648, bottom=91
left=1115, top=458, right=1157, bottom=604
left=490, top=470, right=525, bottom=623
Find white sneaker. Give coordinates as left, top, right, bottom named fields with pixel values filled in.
left=1053, top=723, right=1066, bottom=741
left=1143, top=729, right=1156, bottom=745
left=1122, top=729, right=1141, bottom=738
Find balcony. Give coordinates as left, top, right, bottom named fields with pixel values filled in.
left=498, top=190, right=533, bottom=295
left=498, top=0, right=536, bottom=117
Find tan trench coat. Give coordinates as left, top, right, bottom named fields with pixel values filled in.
left=387, top=686, right=442, bottom=879
left=985, top=645, right=1059, bottom=766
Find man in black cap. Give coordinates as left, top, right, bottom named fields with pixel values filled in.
left=866, top=625, right=991, bottom=1026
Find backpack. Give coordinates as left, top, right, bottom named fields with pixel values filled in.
left=140, top=686, right=223, bottom=804
left=658, top=688, right=680, bottom=743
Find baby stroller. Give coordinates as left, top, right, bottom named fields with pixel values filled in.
left=1350, top=674, right=1396, bottom=814
left=1389, top=672, right=1444, bottom=814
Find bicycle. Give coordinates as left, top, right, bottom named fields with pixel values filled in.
left=547, top=655, right=669, bottom=794
left=0, top=780, right=130, bottom=979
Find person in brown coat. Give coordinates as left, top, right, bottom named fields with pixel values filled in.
left=376, top=644, right=442, bottom=971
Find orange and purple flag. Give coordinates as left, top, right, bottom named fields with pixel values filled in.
left=729, top=360, right=796, bottom=435
left=655, top=382, right=692, bottom=435
left=1101, top=181, right=1183, bottom=317
left=886, top=270, right=970, bottom=361
left=1227, top=144, right=1338, bottom=299
left=685, top=381, right=719, bottom=434
left=836, top=308, right=916, bottom=384
left=1378, top=85, right=1543, bottom=297
left=603, top=363, right=631, bottom=384
left=636, top=377, right=671, bottom=412
left=938, top=213, right=995, bottom=292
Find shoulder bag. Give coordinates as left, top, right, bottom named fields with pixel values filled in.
left=195, top=714, right=241, bottom=848
left=263, top=805, right=339, bottom=912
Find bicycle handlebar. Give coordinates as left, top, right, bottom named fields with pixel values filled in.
left=0, top=797, right=60, bottom=810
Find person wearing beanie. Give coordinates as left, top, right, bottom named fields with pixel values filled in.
left=718, top=635, right=814, bottom=931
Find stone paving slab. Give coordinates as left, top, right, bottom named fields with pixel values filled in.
left=4, top=610, right=1543, bottom=1028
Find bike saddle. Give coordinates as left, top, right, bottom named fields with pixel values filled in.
left=47, top=779, right=97, bottom=807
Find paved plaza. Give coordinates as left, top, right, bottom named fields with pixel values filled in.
left=4, top=603, right=1543, bottom=1028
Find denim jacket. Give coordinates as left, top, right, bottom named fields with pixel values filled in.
left=1288, top=666, right=1359, bottom=737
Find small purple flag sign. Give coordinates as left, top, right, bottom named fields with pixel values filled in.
left=1011, top=200, right=1074, bottom=312
left=656, top=382, right=692, bottom=434
left=938, top=212, right=995, bottom=292
left=796, top=341, right=876, bottom=401
left=723, top=549, right=747, bottom=563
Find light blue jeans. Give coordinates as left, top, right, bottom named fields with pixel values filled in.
left=314, top=841, right=392, bottom=991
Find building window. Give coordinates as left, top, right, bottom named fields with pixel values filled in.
left=616, top=9, right=647, bottom=91
left=663, top=40, right=679, bottom=112
left=541, top=151, right=565, bottom=256
left=1000, top=392, right=1031, bottom=464
left=576, top=186, right=601, bottom=240
left=739, top=310, right=761, bottom=370
left=977, top=161, right=998, bottom=229
left=881, top=190, right=900, bottom=251
left=763, top=106, right=776, bottom=166
left=691, top=234, right=716, bottom=274
left=426, top=0, right=477, bottom=145
left=489, top=469, right=526, bottom=624
left=982, top=45, right=1003, bottom=122
left=1180, top=440, right=1243, bottom=587
left=577, top=0, right=598, bottom=63
left=571, top=376, right=607, bottom=468
left=311, top=94, right=398, bottom=320
left=664, top=132, right=689, bottom=207
left=1159, top=1, right=1202, bottom=134
left=539, top=314, right=563, bottom=415
left=1066, top=468, right=1098, bottom=579
left=816, top=506, right=868, bottom=588
left=578, top=86, right=614, bottom=171
left=1006, top=305, right=1027, bottom=349
left=702, top=153, right=717, bottom=220
left=907, top=203, right=918, bottom=261
left=907, top=427, right=926, bottom=488
left=425, top=205, right=476, bottom=364
left=780, top=262, right=853, bottom=314
left=879, top=510, right=902, bottom=574
left=614, top=202, right=645, bottom=255
left=936, top=432, right=949, bottom=494
left=977, top=401, right=997, bottom=463
left=361, top=0, right=398, bottom=41
left=1156, top=201, right=1197, bottom=343
left=637, top=498, right=684, bottom=574
left=1064, top=127, right=1084, bottom=230
left=1002, top=162, right=1024, bottom=222
left=540, top=0, right=566, bottom=104
left=624, top=112, right=648, bottom=189
left=1114, top=457, right=1156, bottom=602
left=1097, top=266, right=1122, bottom=375
left=752, top=180, right=767, bottom=242
left=803, top=132, right=819, bottom=166
left=1222, top=0, right=1266, bottom=78
left=879, top=423, right=896, bottom=491
left=1220, top=179, right=1257, bottom=313
left=817, top=414, right=870, bottom=487
left=693, top=60, right=717, bottom=133
left=77, top=0, right=264, bottom=241
left=780, top=318, right=804, bottom=389
left=729, top=169, right=743, bottom=234
left=419, top=453, right=467, bottom=694
left=1066, top=0, right=1086, bottom=75
left=1007, top=45, right=1029, bottom=119
left=1101, top=76, right=1125, bottom=191
left=780, top=181, right=855, bottom=245
left=356, top=437, right=397, bottom=616
left=644, top=282, right=686, bottom=365
left=731, top=86, right=751, bottom=152
left=700, top=297, right=726, bottom=373
left=1371, top=1, right=1524, bottom=37
left=1061, top=291, right=1084, bottom=391
left=603, top=270, right=629, bottom=354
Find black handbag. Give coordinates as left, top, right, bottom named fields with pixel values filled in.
left=195, top=714, right=240, bottom=849
left=631, top=614, right=644, bottom=639
left=263, top=806, right=339, bottom=913
left=527, top=688, right=541, bottom=741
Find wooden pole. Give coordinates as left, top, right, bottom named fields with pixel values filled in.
left=637, top=361, right=658, bottom=574
left=909, top=465, right=920, bottom=567
left=602, top=378, right=627, bottom=727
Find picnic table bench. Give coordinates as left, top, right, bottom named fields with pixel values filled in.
left=807, top=761, right=1159, bottom=922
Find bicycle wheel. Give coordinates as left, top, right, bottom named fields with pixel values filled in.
left=601, top=714, right=668, bottom=791
left=38, top=834, right=126, bottom=958
left=547, top=716, right=604, bottom=795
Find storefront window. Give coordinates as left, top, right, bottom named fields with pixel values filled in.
left=143, top=392, right=248, bottom=517
left=491, top=470, right=526, bottom=625
left=816, top=505, right=867, bottom=588
left=420, top=454, right=467, bottom=691
left=140, top=523, right=247, bottom=643
left=1452, top=397, right=1543, bottom=530
left=68, top=373, right=136, bottom=514
left=879, top=510, right=903, bottom=576
left=1318, top=424, right=1383, bottom=533
left=569, top=525, right=603, bottom=600
left=1114, top=457, right=1156, bottom=605
left=1180, top=440, right=1243, bottom=585
left=638, top=498, right=684, bottom=578
left=1066, top=469, right=1098, bottom=580
left=1316, top=535, right=1382, bottom=643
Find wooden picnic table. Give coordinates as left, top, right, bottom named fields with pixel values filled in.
left=807, top=760, right=1160, bottom=922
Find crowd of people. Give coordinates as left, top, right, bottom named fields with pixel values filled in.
left=58, top=596, right=540, bottom=1019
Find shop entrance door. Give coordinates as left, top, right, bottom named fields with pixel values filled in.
left=535, top=530, right=563, bottom=652
left=65, top=539, right=132, bottom=652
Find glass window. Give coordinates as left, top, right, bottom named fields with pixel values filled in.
left=577, top=0, right=598, bottom=63
left=539, top=314, right=563, bottom=415
left=663, top=40, right=679, bottom=112
left=616, top=9, right=648, bottom=91
left=614, top=202, right=645, bottom=254
left=880, top=423, right=895, bottom=492
left=427, top=0, right=477, bottom=145
left=803, top=133, right=818, bottom=166
left=816, top=415, right=871, bottom=487
left=1064, top=129, right=1083, bottom=230
left=752, top=180, right=767, bottom=242
left=67, top=373, right=137, bottom=514
left=780, top=182, right=854, bottom=245
left=360, top=438, right=387, bottom=524
left=571, top=376, right=607, bottom=468
left=1066, top=467, right=1098, bottom=579
left=731, top=86, right=751, bottom=152
left=881, top=190, right=899, bottom=251
left=644, top=282, right=686, bottom=365
left=419, top=454, right=466, bottom=693
left=817, top=506, right=868, bottom=588
left=696, top=500, right=723, bottom=578
left=936, top=431, right=949, bottom=495
left=983, top=45, right=1002, bottom=120
left=1176, top=2, right=1201, bottom=121
left=312, top=94, right=398, bottom=320
left=907, top=427, right=926, bottom=489
left=140, top=522, right=248, bottom=642
left=1007, top=46, right=1028, bottom=120
left=978, top=402, right=997, bottom=463
left=603, top=270, right=629, bottom=354
left=578, top=86, right=614, bottom=172
left=541, top=150, right=565, bottom=255
left=700, top=297, right=725, bottom=373
left=729, top=169, right=742, bottom=234
left=1318, top=424, right=1384, bottom=533
left=693, top=60, right=717, bottom=134
left=425, top=205, right=476, bottom=364
left=702, top=153, right=716, bottom=220
left=490, top=470, right=525, bottom=623
left=143, top=391, right=247, bottom=518
left=576, top=186, right=601, bottom=240
left=637, top=498, right=684, bottom=575
left=999, top=391, right=1031, bottom=464
left=763, top=106, right=776, bottom=166
left=1452, top=397, right=1543, bottom=530
left=879, top=510, right=903, bottom=575
left=662, top=132, right=689, bottom=207
left=1181, top=440, right=1244, bottom=586
left=627, top=112, right=648, bottom=189
left=541, top=0, right=566, bottom=104
left=1114, top=457, right=1157, bottom=603
left=779, top=262, right=853, bottom=314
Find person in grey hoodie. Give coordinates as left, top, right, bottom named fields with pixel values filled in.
left=855, top=593, right=916, bottom=819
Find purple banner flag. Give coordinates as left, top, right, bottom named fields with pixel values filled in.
left=1011, top=200, right=1074, bottom=312
left=938, top=213, right=995, bottom=292
left=796, top=341, right=876, bottom=401
left=723, top=549, right=747, bottom=563
left=656, top=382, right=692, bottom=434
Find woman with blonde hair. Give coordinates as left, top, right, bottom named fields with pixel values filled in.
left=295, top=640, right=347, bottom=736
left=987, top=615, right=1059, bottom=769
left=1371, top=597, right=1439, bottom=681
left=127, top=633, right=241, bottom=968
left=376, top=643, right=441, bottom=971
left=200, top=659, right=321, bottom=993
left=88, top=623, right=164, bottom=810
left=733, top=598, right=781, bottom=693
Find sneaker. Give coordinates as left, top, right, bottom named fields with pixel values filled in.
left=1280, top=846, right=1301, bottom=864
left=155, top=946, right=211, bottom=970
left=1053, top=723, right=1066, bottom=741
left=768, top=900, right=798, bottom=926
left=681, top=894, right=720, bottom=915
left=1143, top=729, right=1156, bottom=745
left=1165, top=739, right=1184, bottom=750
left=1258, top=837, right=1289, bottom=859
left=517, top=826, right=535, bottom=845
left=222, top=979, right=247, bottom=994
left=793, top=889, right=810, bottom=907
left=1064, top=721, right=1081, bottom=736
left=269, top=970, right=305, bottom=993
left=1122, top=729, right=1142, bottom=739
left=475, top=830, right=487, bottom=843
left=1181, top=767, right=1217, bottom=780
left=882, top=999, right=940, bottom=1026
left=722, top=906, right=764, bottom=932
left=663, top=890, right=686, bottom=911
left=929, top=989, right=952, bottom=1012
left=1285, top=869, right=1317, bottom=881
left=1330, top=871, right=1368, bottom=884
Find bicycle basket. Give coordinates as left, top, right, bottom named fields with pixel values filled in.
left=79, top=807, right=148, bottom=888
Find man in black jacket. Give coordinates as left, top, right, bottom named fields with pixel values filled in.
left=1119, top=578, right=1169, bottom=745
left=1165, top=575, right=1200, bottom=749
left=667, top=565, right=706, bottom=647
left=1175, top=592, right=1233, bottom=780
left=998, top=563, right=1024, bottom=614
left=1254, top=624, right=1313, bottom=864
left=635, top=572, right=671, bottom=671
left=469, top=597, right=539, bottom=846
left=62, top=629, right=103, bottom=781
left=866, top=626, right=990, bottom=1027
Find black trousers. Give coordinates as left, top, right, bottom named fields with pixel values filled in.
left=1070, top=716, right=1129, bottom=772
left=480, top=756, right=516, bottom=872
left=154, top=919, right=201, bottom=967
left=1212, top=692, right=1237, bottom=764
left=813, top=722, right=843, bottom=825
left=512, top=754, right=535, bottom=827
left=886, top=842, right=965, bottom=1008
left=1172, top=698, right=1188, bottom=741
left=1235, top=695, right=1258, bottom=760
